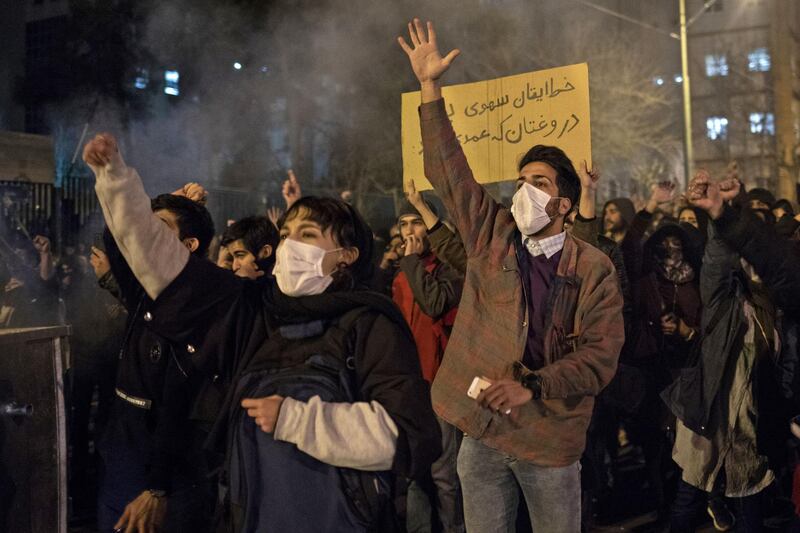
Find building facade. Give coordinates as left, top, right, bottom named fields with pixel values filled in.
left=688, top=0, right=800, bottom=202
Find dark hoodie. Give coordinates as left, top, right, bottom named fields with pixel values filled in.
left=631, top=223, right=702, bottom=365
left=604, top=198, right=636, bottom=230
left=746, top=188, right=777, bottom=224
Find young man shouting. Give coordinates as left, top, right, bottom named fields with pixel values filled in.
left=221, top=216, right=278, bottom=280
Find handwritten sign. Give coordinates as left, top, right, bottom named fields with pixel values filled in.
left=401, top=63, right=591, bottom=190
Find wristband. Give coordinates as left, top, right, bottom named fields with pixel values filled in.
left=520, top=373, right=542, bottom=400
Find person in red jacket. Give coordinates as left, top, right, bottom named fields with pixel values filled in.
left=389, top=194, right=464, bottom=533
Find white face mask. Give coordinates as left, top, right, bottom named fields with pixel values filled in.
left=511, top=182, right=563, bottom=236
left=272, top=238, right=343, bottom=297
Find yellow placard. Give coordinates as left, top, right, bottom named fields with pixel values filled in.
left=402, top=63, right=591, bottom=190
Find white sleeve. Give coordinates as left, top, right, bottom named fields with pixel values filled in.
left=273, top=396, right=399, bottom=471
left=92, top=152, right=189, bottom=300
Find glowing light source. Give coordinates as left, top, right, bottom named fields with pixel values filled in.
left=748, top=48, right=771, bottom=72
left=164, top=70, right=180, bottom=96
left=134, top=68, right=149, bottom=90
left=233, top=62, right=243, bottom=70
left=706, top=116, right=728, bottom=140
left=705, top=54, right=729, bottom=77
left=749, top=112, right=775, bottom=135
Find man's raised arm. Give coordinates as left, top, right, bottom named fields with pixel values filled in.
left=84, top=133, right=189, bottom=300
left=398, top=19, right=507, bottom=256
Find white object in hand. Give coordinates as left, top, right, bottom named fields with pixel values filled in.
left=467, top=376, right=492, bottom=400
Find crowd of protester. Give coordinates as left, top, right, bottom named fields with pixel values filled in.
left=3, top=18, right=800, bottom=533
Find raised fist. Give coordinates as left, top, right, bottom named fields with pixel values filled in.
left=32, top=235, right=51, bottom=255
left=172, top=182, right=208, bottom=205
left=687, top=170, right=724, bottom=219
left=718, top=178, right=741, bottom=202
left=82, top=133, right=118, bottom=169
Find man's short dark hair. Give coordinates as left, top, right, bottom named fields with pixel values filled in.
left=518, top=145, right=581, bottom=209
left=151, top=194, right=215, bottom=257
left=221, top=216, right=279, bottom=256
left=278, top=196, right=374, bottom=285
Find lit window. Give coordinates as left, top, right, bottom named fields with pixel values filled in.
left=653, top=76, right=665, bottom=86
left=134, top=68, right=148, bottom=90
left=705, top=54, right=729, bottom=77
left=164, top=70, right=180, bottom=96
left=747, top=48, right=771, bottom=72
left=749, top=112, right=775, bottom=134
left=706, top=116, right=728, bottom=140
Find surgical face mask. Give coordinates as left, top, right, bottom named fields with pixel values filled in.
left=272, top=238, right=343, bottom=297
left=511, top=182, right=561, bottom=236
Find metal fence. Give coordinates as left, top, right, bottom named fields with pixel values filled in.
left=1, top=177, right=412, bottom=251
left=0, top=176, right=100, bottom=249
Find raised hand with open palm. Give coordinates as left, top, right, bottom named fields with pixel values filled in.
left=397, top=19, right=460, bottom=103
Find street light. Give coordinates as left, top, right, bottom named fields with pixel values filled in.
left=679, top=0, right=693, bottom=185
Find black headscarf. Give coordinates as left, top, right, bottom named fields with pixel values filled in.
left=644, top=222, right=701, bottom=284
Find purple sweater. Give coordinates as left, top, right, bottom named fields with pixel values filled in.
left=522, top=250, right=562, bottom=369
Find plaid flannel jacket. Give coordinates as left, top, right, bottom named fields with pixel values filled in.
left=421, top=98, right=625, bottom=466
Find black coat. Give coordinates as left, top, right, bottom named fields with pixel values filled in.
left=103, top=229, right=213, bottom=491
left=713, top=204, right=800, bottom=321
left=144, top=254, right=442, bottom=481
left=662, top=223, right=794, bottom=464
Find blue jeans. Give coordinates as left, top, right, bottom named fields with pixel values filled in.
left=96, top=404, right=215, bottom=532
left=97, top=438, right=216, bottom=533
left=456, top=436, right=580, bottom=533
left=406, top=416, right=465, bottom=533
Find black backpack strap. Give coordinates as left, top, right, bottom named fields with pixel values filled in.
left=337, top=306, right=380, bottom=336
left=326, top=306, right=380, bottom=368
left=326, top=307, right=392, bottom=528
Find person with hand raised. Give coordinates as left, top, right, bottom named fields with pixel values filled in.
left=398, top=19, right=624, bottom=532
